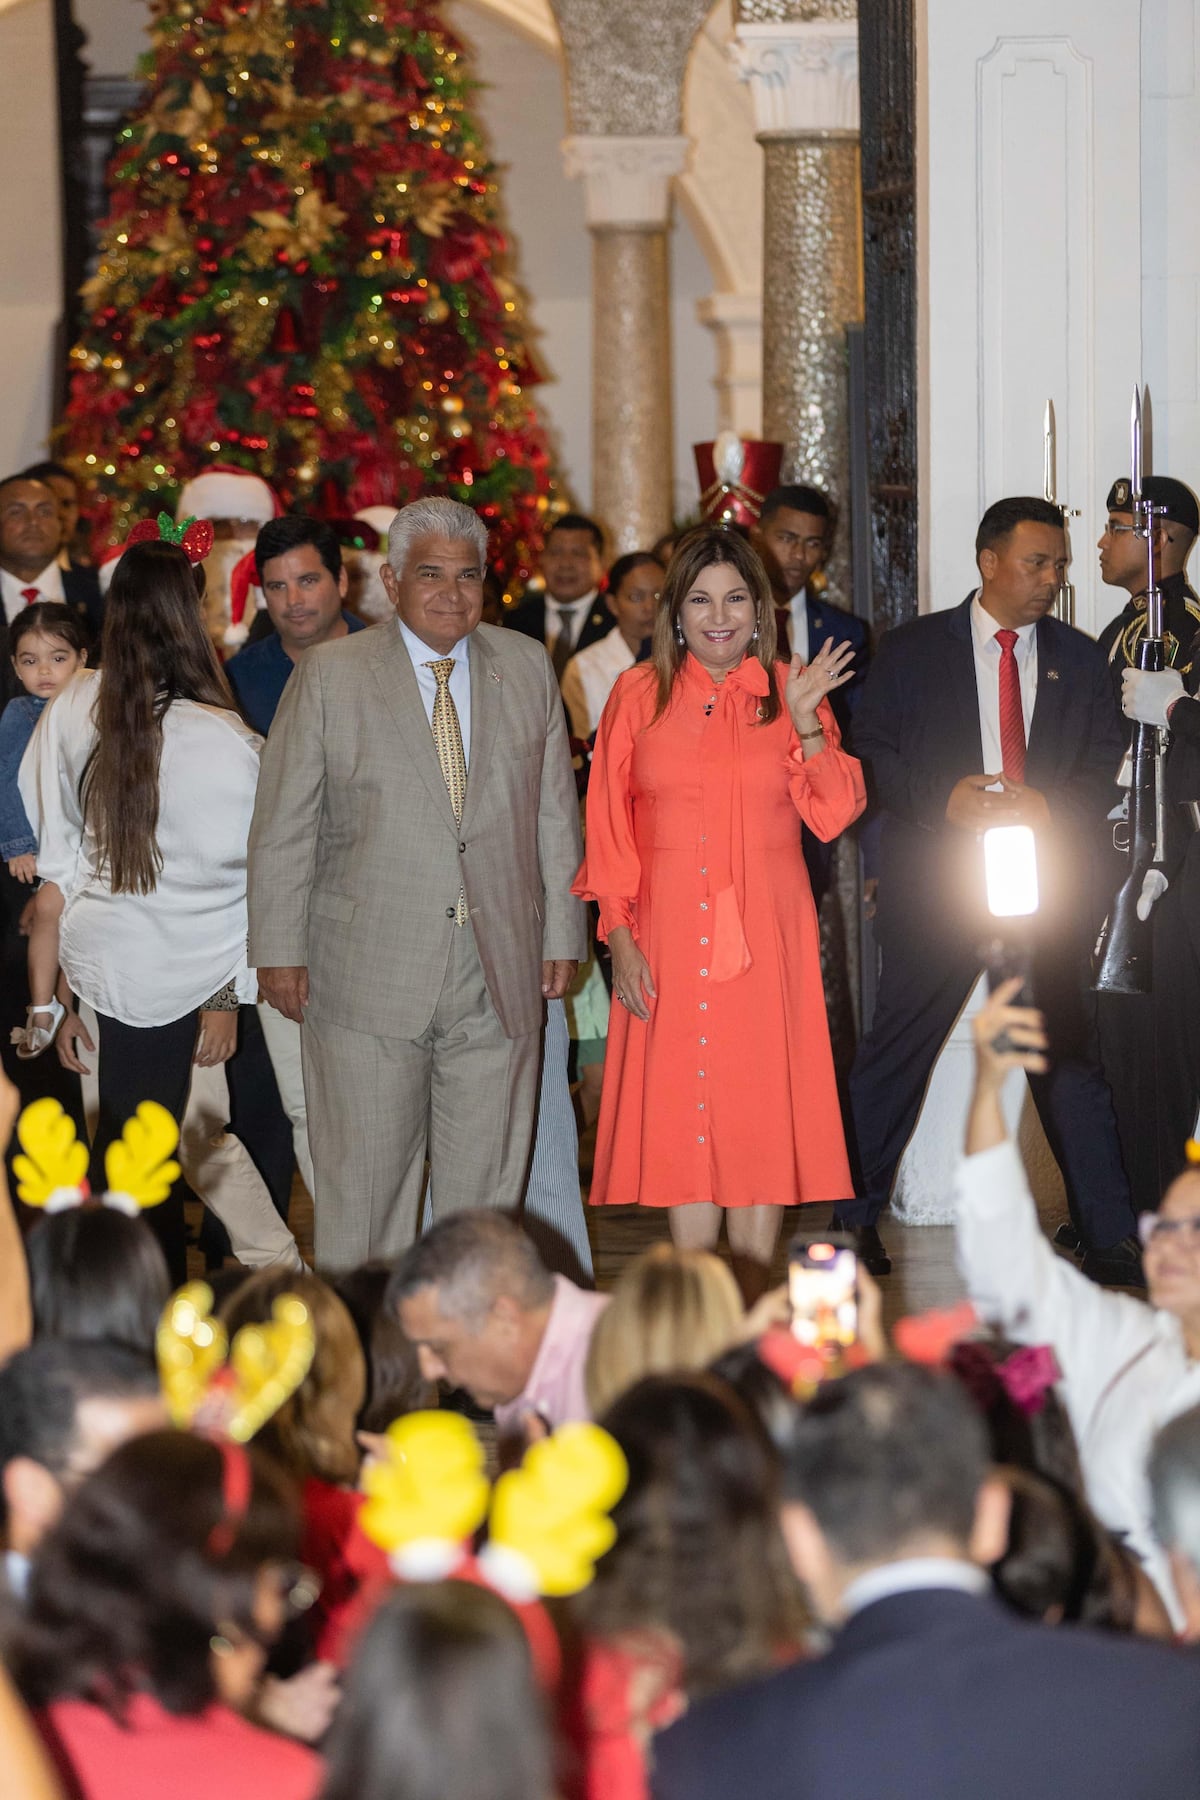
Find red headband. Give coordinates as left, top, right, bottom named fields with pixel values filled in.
left=126, top=511, right=215, bottom=566
left=206, top=1438, right=253, bottom=1558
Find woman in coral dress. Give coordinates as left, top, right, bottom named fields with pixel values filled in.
left=574, top=525, right=865, bottom=1286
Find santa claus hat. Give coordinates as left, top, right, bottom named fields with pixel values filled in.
left=177, top=465, right=281, bottom=526
left=97, top=542, right=125, bottom=597
left=354, top=505, right=398, bottom=544
left=225, top=549, right=261, bottom=649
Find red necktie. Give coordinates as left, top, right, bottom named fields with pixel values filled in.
left=20, top=587, right=39, bottom=605
left=995, top=628, right=1025, bottom=783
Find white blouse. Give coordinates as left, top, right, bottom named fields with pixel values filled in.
left=955, top=1139, right=1200, bottom=1625
left=20, top=670, right=262, bottom=1028
left=560, top=630, right=635, bottom=740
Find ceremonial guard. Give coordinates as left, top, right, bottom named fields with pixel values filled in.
left=1098, top=476, right=1200, bottom=725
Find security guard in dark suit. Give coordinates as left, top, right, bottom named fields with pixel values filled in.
left=503, top=511, right=613, bottom=675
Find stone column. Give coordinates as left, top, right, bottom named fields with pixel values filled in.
left=696, top=292, right=763, bottom=439
left=732, top=5, right=862, bottom=599
left=562, top=134, right=689, bottom=553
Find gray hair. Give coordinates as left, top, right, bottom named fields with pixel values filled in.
left=387, top=497, right=488, bottom=575
left=1149, top=1404, right=1200, bottom=1575
left=386, top=1210, right=553, bottom=1325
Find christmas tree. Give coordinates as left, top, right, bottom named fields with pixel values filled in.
left=62, top=0, right=559, bottom=583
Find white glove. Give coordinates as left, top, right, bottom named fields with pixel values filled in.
left=1136, top=868, right=1169, bottom=923
left=1122, top=666, right=1185, bottom=729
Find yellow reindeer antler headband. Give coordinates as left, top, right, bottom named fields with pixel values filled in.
left=157, top=1281, right=316, bottom=1445
left=13, top=1098, right=181, bottom=1215
left=359, top=1411, right=628, bottom=1598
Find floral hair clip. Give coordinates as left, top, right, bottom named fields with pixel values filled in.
left=126, top=510, right=215, bottom=565
left=157, top=1280, right=316, bottom=1445
left=359, top=1410, right=628, bottom=1600
left=13, top=1097, right=181, bottom=1216
left=949, top=1339, right=1061, bottom=1419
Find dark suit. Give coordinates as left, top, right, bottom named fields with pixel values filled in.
left=837, top=596, right=1134, bottom=1249
left=776, top=591, right=870, bottom=900
left=504, top=588, right=613, bottom=659
left=652, top=1587, right=1200, bottom=1800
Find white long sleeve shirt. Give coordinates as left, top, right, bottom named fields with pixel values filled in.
left=19, top=670, right=262, bottom=1027
left=954, top=1139, right=1200, bottom=1622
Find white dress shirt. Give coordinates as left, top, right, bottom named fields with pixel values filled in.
left=19, top=670, right=262, bottom=1027
left=560, top=630, right=635, bottom=738
left=841, top=1557, right=989, bottom=1619
left=397, top=618, right=473, bottom=767
left=955, top=1137, right=1200, bottom=1624
left=787, top=591, right=810, bottom=664
left=1, top=560, right=65, bottom=623
left=544, top=588, right=599, bottom=658
left=970, top=594, right=1037, bottom=774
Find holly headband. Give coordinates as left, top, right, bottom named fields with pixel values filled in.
left=126, top=510, right=215, bottom=565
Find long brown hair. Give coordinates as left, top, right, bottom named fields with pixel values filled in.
left=83, top=539, right=233, bottom=894
left=650, top=525, right=780, bottom=723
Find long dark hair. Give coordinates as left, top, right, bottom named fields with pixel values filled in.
left=582, top=1372, right=805, bottom=1698
left=83, top=539, right=233, bottom=894
left=27, top=1208, right=170, bottom=1354
left=15, top=1431, right=299, bottom=1718
left=9, top=601, right=90, bottom=661
left=650, top=525, right=780, bottom=723
left=320, top=1583, right=550, bottom=1800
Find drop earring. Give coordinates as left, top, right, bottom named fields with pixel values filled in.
left=674, top=623, right=685, bottom=647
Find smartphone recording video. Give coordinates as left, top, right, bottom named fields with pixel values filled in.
left=788, top=1232, right=858, bottom=1351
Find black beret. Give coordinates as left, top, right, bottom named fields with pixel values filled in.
left=1105, top=475, right=1199, bottom=536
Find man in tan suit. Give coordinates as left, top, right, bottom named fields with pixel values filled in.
left=247, top=496, right=584, bottom=1268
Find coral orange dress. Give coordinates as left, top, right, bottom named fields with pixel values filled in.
left=574, top=654, right=865, bottom=1210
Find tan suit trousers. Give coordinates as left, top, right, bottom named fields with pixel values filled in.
left=300, top=921, right=541, bottom=1269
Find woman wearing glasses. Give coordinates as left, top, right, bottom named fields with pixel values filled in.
left=956, top=978, right=1200, bottom=1629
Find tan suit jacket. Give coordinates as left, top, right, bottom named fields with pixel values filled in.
left=246, top=619, right=585, bottom=1040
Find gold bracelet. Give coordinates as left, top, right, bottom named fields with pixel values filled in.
left=798, top=726, right=826, bottom=741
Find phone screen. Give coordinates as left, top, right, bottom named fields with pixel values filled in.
left=788, top=1236, right=858, bottom=1350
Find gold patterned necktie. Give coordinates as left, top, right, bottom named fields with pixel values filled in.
left=426, top=657, right=468, bottom=925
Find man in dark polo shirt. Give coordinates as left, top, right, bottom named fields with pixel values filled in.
left=226, top=516, right=367, bottom=735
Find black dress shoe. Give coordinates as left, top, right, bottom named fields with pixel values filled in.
left=1053, top=1222, right=1081, bottom=1254
left=1079, top=1236, right=1146, bottom=1289
left=850, top=1225, right=892, bottom=1277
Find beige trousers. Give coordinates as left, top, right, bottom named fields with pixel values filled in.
left=301, top=922, right=540, bottom=1270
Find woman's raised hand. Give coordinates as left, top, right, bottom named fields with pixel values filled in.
left=785, top=636, right=857, bottom=732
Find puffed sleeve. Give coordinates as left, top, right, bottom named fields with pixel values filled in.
left=18, top=675, right=95, bottom=896
left=572, top=671, right=643, bottom=940
left=785, top=695, right=867, bottom=842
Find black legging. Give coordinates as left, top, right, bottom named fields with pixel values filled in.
left=88, top=1008, right=200, bottom=1285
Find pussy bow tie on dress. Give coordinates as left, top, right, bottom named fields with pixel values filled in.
left=684, top=653, right=770, bottom=980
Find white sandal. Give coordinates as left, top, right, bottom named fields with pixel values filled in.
left=11, top=999, right=66, bottom=1061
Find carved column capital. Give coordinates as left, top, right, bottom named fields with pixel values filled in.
left=561, top=134, right=691, bottom=229
left=731, top=20, right=860, bottom=138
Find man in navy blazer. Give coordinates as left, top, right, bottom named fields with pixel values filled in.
left=832, top=497, right=1137, bottom=1280
left=653, top=1363, right=1200, bottom=1800
left=755, top=484, right=870, bottom=900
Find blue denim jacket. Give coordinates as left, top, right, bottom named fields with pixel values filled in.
left=0, top=693, right=46, bottom=860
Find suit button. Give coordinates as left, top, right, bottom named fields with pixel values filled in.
left=458, top=842, right=466, bottom=853
left=446, top=906, right=456, bottom=918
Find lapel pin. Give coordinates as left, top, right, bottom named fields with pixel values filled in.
left=489, top=668, right=502, bottom=683
left=1045, top=668, right=1059, bottom=681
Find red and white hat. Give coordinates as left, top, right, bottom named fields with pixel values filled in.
left=176, top=465, right=281, bottom=528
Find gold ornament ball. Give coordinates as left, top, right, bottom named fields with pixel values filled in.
left=348, top=39, right=368, bottom=56
left=424, top=298, right=450, bottom=324
left=295, top=461, right=316, bottom=483
left=441, top=394, right=464, bottom=414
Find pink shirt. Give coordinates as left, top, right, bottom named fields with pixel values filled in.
left=494, top=1274, right=609, bottom=1435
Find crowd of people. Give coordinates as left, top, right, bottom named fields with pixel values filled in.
left=3, top=446, right=1200, bottom=1794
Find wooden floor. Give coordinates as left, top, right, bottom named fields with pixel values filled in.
left=274, top=1109, right=1034, bottom=1333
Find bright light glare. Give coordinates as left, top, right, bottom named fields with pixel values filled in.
left=983, top=825, right=1039, bottom=917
